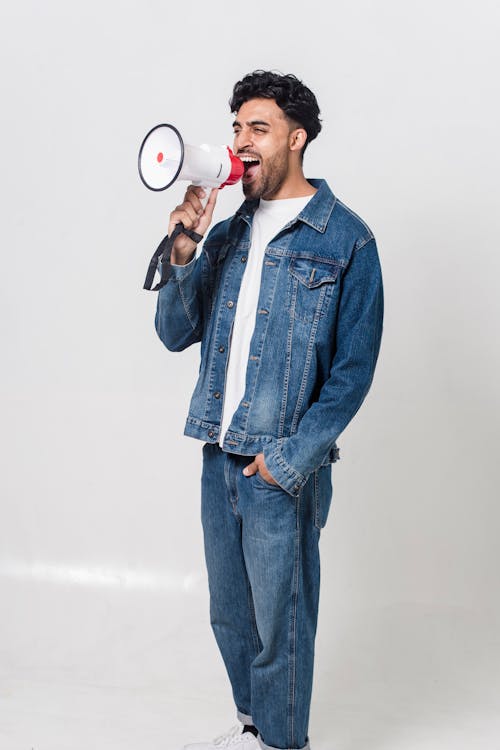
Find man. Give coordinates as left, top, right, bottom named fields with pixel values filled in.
left=154, top=70, right=383, bottom=750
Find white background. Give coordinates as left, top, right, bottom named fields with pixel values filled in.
left=1, top=1, right=499, bottom=748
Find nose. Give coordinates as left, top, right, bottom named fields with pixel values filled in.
left=234, top=127, right=253, bottom=154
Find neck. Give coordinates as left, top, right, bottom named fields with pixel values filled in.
left=263, top=167, right=317, bottom=201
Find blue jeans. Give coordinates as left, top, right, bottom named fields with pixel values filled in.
left=201, top=443, right=333, bottom=750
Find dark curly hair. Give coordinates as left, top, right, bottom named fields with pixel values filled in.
left=229, top=70, right=322, bottom=156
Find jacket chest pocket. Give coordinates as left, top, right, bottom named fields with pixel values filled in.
left=287, top=257, right=341, bottom=323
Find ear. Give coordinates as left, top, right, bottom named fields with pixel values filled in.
left=289, top=128, right=307, bottom=153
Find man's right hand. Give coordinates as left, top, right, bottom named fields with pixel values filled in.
left=169, top=185, right=218, bottom=265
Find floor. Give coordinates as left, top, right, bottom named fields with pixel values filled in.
left=1, top=578, right=499, bottom=750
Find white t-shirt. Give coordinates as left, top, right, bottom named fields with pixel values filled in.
left=219, top=194, right=312, bottom=447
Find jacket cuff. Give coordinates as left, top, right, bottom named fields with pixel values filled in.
left=262, top=442, right=307, bottom=497
left=159, top=253, right=197, bottom=283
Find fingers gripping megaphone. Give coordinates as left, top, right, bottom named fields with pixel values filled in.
left=139, top=123, right=244, bottom=291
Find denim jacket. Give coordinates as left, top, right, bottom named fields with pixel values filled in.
left=155, top=179, right=384, bottom=497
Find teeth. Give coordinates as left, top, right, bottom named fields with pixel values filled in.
left=239, top=155, right=260, bottom=163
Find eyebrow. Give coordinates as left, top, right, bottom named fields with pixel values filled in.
left=232, top=119, right=271, bottom=129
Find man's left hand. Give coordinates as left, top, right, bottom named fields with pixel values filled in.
left=243, top=453, right=280, bottom=485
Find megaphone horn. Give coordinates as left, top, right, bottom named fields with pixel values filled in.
left=138, top=123, right=244, bottom=193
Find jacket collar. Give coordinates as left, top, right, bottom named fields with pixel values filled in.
left=235, top=179, right=336, bottom=234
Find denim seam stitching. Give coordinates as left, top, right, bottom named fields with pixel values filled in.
left=354, top=235, right=374, bottom=253
left=266, top=247, right=348, bottom=267
left=213, top=429, right=275, bottom=442
left=313, top=469, right=321, bottom=530
left=291, top=305, right=323, bottom=433
left=223, top=453, right=240, bottom=519
left=246, top=575, right=261, bottom=660
left=335, top=198, right=373, bottom=236
left=244, top=255, right=280, bottom=433
left=177, top=279, right=199, bottom=333
left=296, top=191, right=336, bottom=233
left=288, top=491, right=301, bottom=747
left=290, top=273, right=331, bottom=324
left=289, top=253, right=344, bottom=267
left=289, top=262, right=340, bottom=287
left=230, top=455, right=241, bottom=519
left=272, top=447, right=306, bottom=488
left=205, top=258, right=220, bottom=320
left=272, top=450, right=300, bottom=479
left=203, top=257, right=236, bottom=421
left=279, top=283, right=295, bottom=438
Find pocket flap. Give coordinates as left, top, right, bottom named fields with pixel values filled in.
left=289, top=257, right=341, bottom=288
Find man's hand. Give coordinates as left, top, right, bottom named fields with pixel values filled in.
left=243, top=453, right=280, bottom=486
left=169, top=185, right=218, bottom=265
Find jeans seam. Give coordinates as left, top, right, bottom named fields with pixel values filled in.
left=288, top=491, right=301, bottom=748
left=246, top=575, right=261, bottom=660
left=224, top=453, right=241, bottom=520
left=313, top=469, right=320, bottom=530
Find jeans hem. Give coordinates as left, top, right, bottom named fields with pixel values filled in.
left=237, top=709, right=254, bottom=725
left=257, top=734, right=310, bottom=750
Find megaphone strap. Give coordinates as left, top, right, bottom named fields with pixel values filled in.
left=143, top=222, right=204, bottom=291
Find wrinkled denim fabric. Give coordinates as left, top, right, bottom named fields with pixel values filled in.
left=201, top=443, right=332, bottom=750
left=155, top=179, right=384, bottom=495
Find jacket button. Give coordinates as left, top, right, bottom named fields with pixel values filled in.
left=214, top=392, right=221, bottom=399
left=241, top=256, right=247, bottom=263
left=219, top=345, right=225, bottom=353
left=208, top=430, right=214, bottom=438
left=227, top=300, right=234, bottom=308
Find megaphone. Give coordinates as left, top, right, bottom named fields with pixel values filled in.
left=138, top=123, right=244, bottom=195
left=140, top=124, right=244, bottom=292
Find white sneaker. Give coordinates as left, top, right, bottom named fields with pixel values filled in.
left=182, top=724, right=259, bottom=750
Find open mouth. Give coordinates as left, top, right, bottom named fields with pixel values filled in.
left=239, top=154, right=261, bottom=182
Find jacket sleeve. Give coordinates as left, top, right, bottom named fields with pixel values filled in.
left=263, top=237, right=384, bottom=496
left=154, top=248, right=205, bottom=352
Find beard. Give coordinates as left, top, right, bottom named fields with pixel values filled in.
left=242, top=147, right=289, bottom=201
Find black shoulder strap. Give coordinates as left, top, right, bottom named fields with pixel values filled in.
left=143, top=223, right=204, bottom=291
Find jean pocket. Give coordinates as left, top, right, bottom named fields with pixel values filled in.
left=252, top=470, right=283, bottom=491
